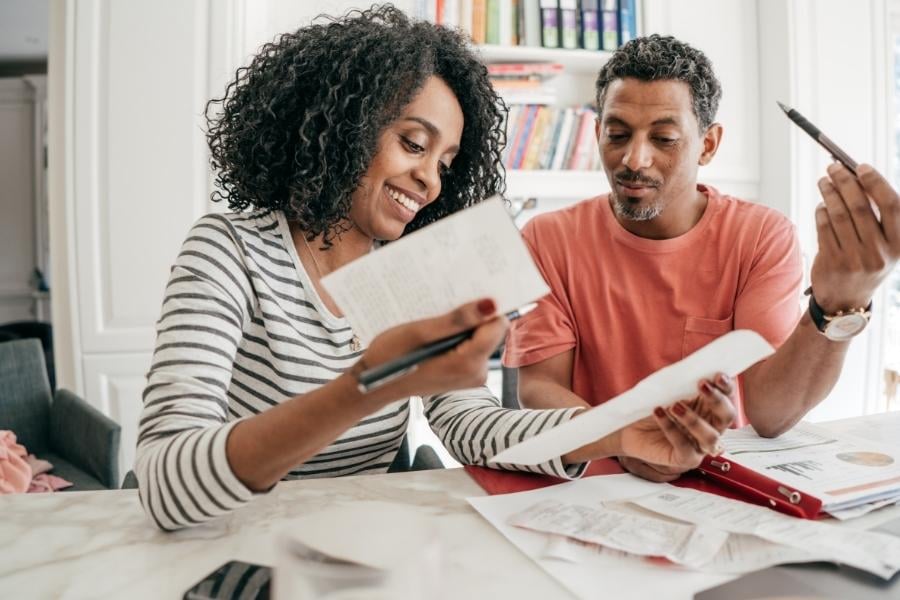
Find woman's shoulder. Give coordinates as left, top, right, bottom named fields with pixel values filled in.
left=186, top=210, right=285, bottom=250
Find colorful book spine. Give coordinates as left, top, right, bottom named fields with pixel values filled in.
left=486, top=0, right=501, bottom=44
left=559, top=0, right=578, bottom=49
left=580, top=0, right=600, bottom=51
left=539, top=0, right=560, bottom=48
left=618, top=0, right=637, bottom=44
left=601, top=0, right=619, bottom=51
left=520, top=0, right=542, bottom=47
left=550, top=108, right=576, bottom=170
left=471, top=0, right=487, bottom=43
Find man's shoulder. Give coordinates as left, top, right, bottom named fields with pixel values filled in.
left=708, top=188, right=795, bottom=238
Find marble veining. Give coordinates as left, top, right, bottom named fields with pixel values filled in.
left=0, top=468, right=570, bottom=600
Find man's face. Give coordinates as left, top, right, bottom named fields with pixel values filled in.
left=597, top=78, right=711, bottom=222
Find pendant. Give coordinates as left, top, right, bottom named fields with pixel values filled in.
left=349, top=335, right=361, bottom=352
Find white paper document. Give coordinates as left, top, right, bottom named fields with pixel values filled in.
left=721, top=421, right=900, bottom=514
left=490, top=330, right=774, bottom=466
left=508, top=499, right=729, bottom=568
left=632, top=486, right=900, bottom=579
left=467, top=475, right=733, bottom=600
left=320, top=197, right=549, bottom=345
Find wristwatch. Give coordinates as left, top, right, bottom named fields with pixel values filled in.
left=806, top=289, right=872, bottom=342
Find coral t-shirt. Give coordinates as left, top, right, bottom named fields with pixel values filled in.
left=503, top=185, right=803, bottom=425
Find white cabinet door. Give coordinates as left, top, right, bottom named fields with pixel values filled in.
left=82, top=353, right=152, bottom=483
left=70, top=0, right=215, bottom=355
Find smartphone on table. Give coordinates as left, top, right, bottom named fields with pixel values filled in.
left=183, top=560, right=271, bottom=600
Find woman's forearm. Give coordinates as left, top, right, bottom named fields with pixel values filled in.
left=226, top=372, right=389, bottom=491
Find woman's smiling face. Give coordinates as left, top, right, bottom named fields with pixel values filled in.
left=348, top=76, right=464, bottom=241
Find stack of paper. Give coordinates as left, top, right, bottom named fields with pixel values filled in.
left=718, top=422, right=900, bottom=519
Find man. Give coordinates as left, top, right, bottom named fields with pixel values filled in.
left=503, top=34, right=900, bottom=482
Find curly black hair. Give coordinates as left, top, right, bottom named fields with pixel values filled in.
left=205, top=4, right=506, bottom=243
left=595, top=34, right=722, bottom=131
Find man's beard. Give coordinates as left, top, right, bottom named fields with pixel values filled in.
left=611, top=194, right=664, bottom=221
left=610, top=167, right=664, bottom=221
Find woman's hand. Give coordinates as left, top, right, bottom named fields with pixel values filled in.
left=354, top=298, right=507, bottom=406
left=617, top=373, right=736, bottom=482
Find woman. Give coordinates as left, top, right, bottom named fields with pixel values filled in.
left=135, top=5, right=734, bottom=531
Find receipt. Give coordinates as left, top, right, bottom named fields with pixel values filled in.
left=509, top=499, right=729, bottom=568
left=632, top=486, right=900, bottom=579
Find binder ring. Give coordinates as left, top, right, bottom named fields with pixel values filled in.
left=777, top=485, right=802, bottom=504
left=710, top=460, right=730, bottom=472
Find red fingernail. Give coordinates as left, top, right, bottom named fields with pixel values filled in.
left=477, top=298, right=496, bottom=316
left=701, top=381, right=713, bottom=393
left=673, top=402, right=686, bottom=416
left=653, top=407, right=665, bottom=418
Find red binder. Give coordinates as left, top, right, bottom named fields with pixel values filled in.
left=465, top=456, right=824, bottom=519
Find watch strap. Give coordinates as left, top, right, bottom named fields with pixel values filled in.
left=806, top=290, right=872, bottom=333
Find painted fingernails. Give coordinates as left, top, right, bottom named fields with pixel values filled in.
left=477, top=298, right=496, bottom=316
left=672, top=402, right=686, bottom=416
left=654, top=407, right=665, bottom=418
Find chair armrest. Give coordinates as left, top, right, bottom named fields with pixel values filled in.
left=49, top=389, right=121, bottom=489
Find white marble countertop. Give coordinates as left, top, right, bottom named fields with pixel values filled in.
left=3, top=418, right=900, bottom=600
left=1, top=468, right=579, bottom=600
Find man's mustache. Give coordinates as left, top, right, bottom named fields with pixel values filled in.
left=615, top=169, right=661, bottom=187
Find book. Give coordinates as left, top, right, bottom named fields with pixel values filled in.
left=618, top=0, right=637, bottom=44
left=487, top=62, right=564, bottom=77
left=559, top=0, right=579, bottom=49
left=519, top=0, right=542, bottom=47
left=539, top=0, right=560, bottom=48
left=580, top=0, right=600, bottom=51
left=471, top=0, right=487, bottom=43
left=601, top=0, right=619, bottom=50
left=486, top=0, right=500, bottom=44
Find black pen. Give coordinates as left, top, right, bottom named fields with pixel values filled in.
left=777, top=101, right=858, bottom=176
left=356, top=303, right=538, bottom=393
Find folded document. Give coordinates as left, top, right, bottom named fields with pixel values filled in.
left=490, top=330, right=774, bottom=466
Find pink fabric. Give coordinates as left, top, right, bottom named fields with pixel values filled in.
left=26, top=454, right=53, bottom=476
left=0, top=431, right=32, bottom=494
left=504, top=186, right=803, bottom=427
left=0, top=430, right=74, bottom=494
left=28, top=474, right=73, bottom=493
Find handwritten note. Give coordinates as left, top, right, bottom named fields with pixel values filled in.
left=321, top=197, right=549, bottom=345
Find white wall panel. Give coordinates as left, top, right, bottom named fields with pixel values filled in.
left=71, top=0, right=213, bottom=355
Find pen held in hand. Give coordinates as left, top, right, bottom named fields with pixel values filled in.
left=777, top=101, right=859, bottom=176
left=356, top=303, right=538, bottom=393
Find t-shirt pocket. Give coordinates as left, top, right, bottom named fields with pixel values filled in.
left=682, top=314, right=734, bottom=358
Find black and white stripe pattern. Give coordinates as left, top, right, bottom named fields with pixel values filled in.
left=135, top=211, right=584, bottom=530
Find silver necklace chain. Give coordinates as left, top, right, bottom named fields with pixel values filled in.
left=301, top=235, right=361, bottom=352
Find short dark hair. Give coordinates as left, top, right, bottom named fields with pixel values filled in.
left=205, top=4, right=506, bottom=243
left=595, top=34, right=722, bottom=131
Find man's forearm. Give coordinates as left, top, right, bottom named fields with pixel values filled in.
left=743, top=313, right=850, bottom=437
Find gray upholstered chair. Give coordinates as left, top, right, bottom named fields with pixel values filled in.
left=0, top=339, right=120, bottom=490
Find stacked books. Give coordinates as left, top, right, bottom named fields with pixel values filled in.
left=488, top=62, right=563, bottom=105
left=502, top=105, right=601, bottom=171
left=416, top=0, right=638, bottom=50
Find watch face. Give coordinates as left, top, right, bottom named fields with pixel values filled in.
left=824, top=313, right=869, bottom=341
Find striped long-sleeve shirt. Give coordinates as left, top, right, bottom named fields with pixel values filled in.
left=135, top=210, right=585, bottom=530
